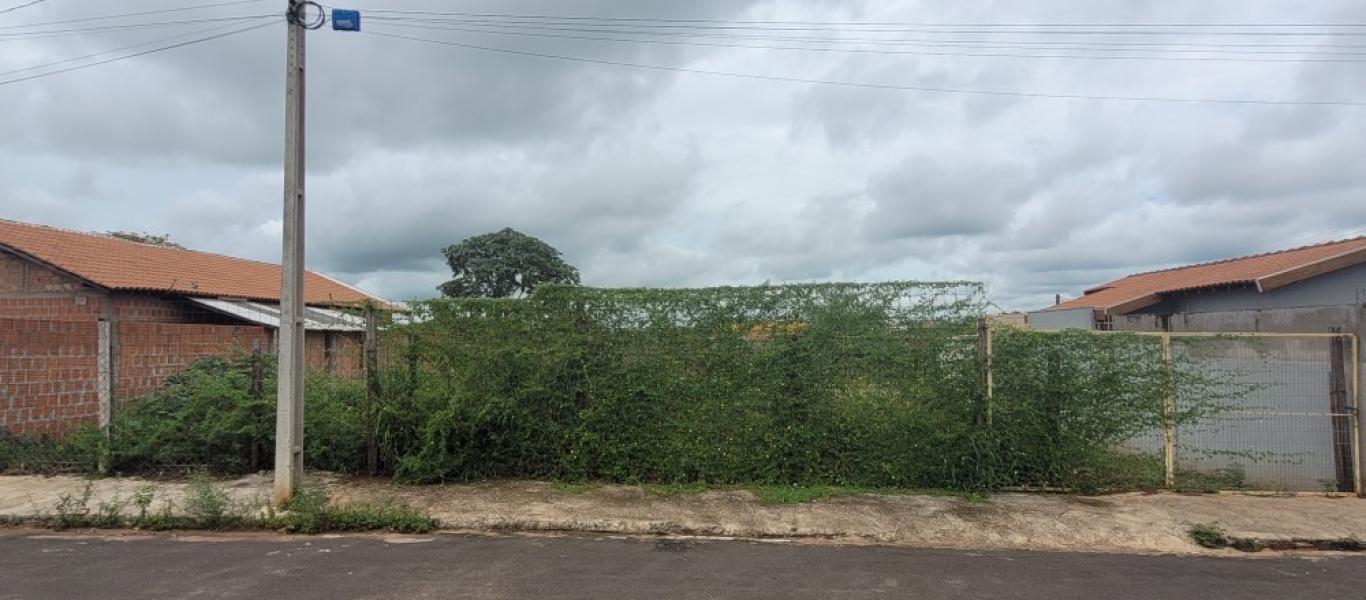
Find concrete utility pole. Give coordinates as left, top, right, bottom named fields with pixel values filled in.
left=274, top=0, right=308, bottom=507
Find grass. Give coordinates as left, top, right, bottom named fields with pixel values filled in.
left=642, top=482, right=712, bottom=497
left=1188, top=522, right=1229, bottom=549
left=551, top=481, right=605, bottom=495
left=40, top=477, right=434, bottom=534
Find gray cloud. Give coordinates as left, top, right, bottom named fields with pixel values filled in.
left=2, top=0, right=1364, bottom=312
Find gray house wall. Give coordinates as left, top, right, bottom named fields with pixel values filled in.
left=1024, top=307, right=1095, bottom=331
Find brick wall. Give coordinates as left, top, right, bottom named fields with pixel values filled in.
left=2, top=287, right=365, bottom=435
left=0, top=253, right=21, bottom=294
left=303, top=331, right=364, bottom=378
left=0, top=319, right=100, bottom=436
left=26, top=263, right=83, bottom=293
left=0, top=252, right=84, bottom=294
left=115, top=322, right=272, bottom=404
left=112, top=296, right=221, bottom=324
left=0, top=296, right=103, bottom=320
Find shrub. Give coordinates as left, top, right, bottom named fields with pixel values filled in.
left=1189, top=523, right=1228, bottom=548
left=5, top=282, right=1242, bottom=495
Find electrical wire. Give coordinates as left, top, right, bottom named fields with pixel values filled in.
left=355, top=11, right=1366, bottom=36
left=362, top=15, right=1366, bottom=52
left=0, top=14, right=276, bottom=39
left=361, top=28, right=1366, bottom=107
left=0, top=19, right=275, bottom=87
left=354, top=8, right=1366, bottom=29
left=0, top=15, right=276, bottom=77
left=0, top=0, right=46, bottom=16
left=371, top=21, right=1366, bottom=63
left=0, top=0, right=269, bottom=29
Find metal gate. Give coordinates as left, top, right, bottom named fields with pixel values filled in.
left=1130, top=332, right=1360, bottom=493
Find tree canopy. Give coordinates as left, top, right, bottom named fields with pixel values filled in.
left=439, top=228, right=580, bottom=298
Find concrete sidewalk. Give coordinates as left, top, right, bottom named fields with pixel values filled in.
left=2, top=474, right=1363, bottom=555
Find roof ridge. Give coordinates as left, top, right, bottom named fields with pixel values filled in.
left=1123, top=235, right=1366, bottom=279
left=0, top=217, right=289, bottom=270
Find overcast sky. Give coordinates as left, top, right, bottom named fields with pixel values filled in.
left=2, top=0, right=1364, bottom=309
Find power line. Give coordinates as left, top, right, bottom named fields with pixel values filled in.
left=0, top=15, right=276, bottom=77
left=357, top=11, right=1366, bottom=36
left=0, top=14, right=275, bottom=40
left=0, top=0, right=269, bottom=29
left=372, top=21, right=1366, bottom=63
left=362, top=28, right=1366, bottom=107
left=0, top=0, right=46, bottom=16
left=0, top=19, right=275, bottom=87
left=364, top=15, right=1366, bottom=51
left=354, top=8, right=1366, bottom=29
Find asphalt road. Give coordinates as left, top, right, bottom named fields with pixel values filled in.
left=0, top=530, right=1362, bottom=600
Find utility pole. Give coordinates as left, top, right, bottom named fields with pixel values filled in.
left=274, top=0, right=308, bottom=507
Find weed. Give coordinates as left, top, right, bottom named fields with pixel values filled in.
left=279, top=487, right=434, bottom=534
left=131, top=485, right=156, bottom=525
left=53, top=482, right=95, bottom=530
left=93, top=493, right=125, bottom=528
left=182, top=474, right=239, bottom=529
left=1189, top=523, right=1228, bottom=549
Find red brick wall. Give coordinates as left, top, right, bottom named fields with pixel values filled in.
left=0, top=296, right=102, bottom=321
left=1, top=279, right=366, bottom=434
left=0, top=319, right=100, bottom=436
left=0, top=252, right=84, bottom=294
left=26, top=263, right=83, bottom=293
left=0, top=254, right=21, bottom=294
left=115, top=322, right=272, bottom=404
left=112, top=296, right=207, bottom=323
left=303, top=331, right=365, bottom=379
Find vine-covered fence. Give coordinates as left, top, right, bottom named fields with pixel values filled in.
left=3, top=281, right=1357, bottom=494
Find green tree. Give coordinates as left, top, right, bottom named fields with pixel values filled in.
left=439, top=228, right=580, bottom=298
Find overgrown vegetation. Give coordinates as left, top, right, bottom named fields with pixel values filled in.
left=1189, top=523, right=1229, bottom=548
left=1, top=282, right=1245, bottom=495
left=41, top=477, right=433, bottom=534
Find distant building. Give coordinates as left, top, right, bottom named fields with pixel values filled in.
left=1028, top=237, right=1366, bottom=334
left=0, top=218, right=383, bottom=436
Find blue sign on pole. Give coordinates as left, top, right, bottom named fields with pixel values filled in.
left=332, top=9, right=361, bottom=31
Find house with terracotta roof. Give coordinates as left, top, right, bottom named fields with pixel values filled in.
left=0, top=218, right=384, bottom=436
left=1028, top=236, right=1366, bottom=333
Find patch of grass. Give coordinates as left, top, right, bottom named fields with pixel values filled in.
left=746, top=485, right=863, bottom=504
left=279, top=488, right=434, bottom=534
left=1188, top=522, right=1229, bottom=549
left=551, top=481, right=604, bottom=495
left=642, top=482, right=712, bottom=497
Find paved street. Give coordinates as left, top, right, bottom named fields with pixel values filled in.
left=0, top=530, right=1362, bottom=599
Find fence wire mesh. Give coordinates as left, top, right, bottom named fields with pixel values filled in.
left=1163, top=334, right=1358, bottom=492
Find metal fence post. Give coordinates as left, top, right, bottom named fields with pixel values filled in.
left=1161, top=333, right=1175, bottom=490
left=1353, top=334, right=1362, bottom=498
left=986, top=321, right=994, bottom=425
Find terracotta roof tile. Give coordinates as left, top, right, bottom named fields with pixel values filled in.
left=1054, top=236, right=1366, bottom=314
left=0, top=219, right=378, bottom=306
